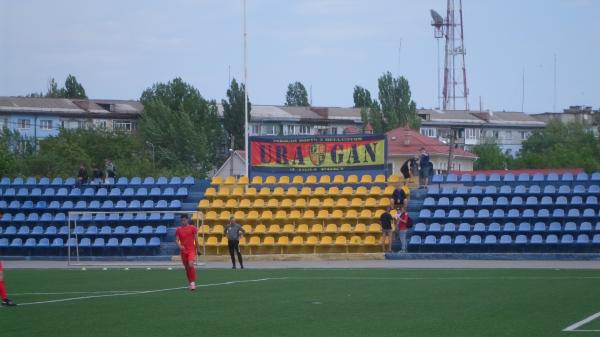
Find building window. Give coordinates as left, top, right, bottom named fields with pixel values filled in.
left=330, top=127, right=338, bottom=135
left=494, top=131, right=499, bottom=139
left=286, top=125, right=295, bottom=135
left=0, top=118, right=7, bottom=128
left=251, top=124, right=260, bottom=135
left=420, top=128, right=437, bottom=137
left=40, top=120, right=53, bottom=130
left=18, top=119, right=31, bottom=129
left=113, top=120, right=133, bottom=131
left=299, top=125, right=311, bottom=135
left=261, top=124, right=277, bottom=135
left=521, top=131, right=527, bottom=140
left=506, top=131, right=512, bottom=140
left=96, top=120, right=107, bottom=129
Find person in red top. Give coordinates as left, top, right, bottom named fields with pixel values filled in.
left=0, top=260, right=17, bottom=306
left=175, top=214, right=199, bottom=291
left=395, top=206, right=409, bottom=253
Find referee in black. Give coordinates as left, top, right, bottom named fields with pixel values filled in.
left=224, top=216, right=246, bottom=269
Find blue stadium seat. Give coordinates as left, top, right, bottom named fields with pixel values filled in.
left=591, top=172, right=600, bottom=182
left=141, top=225, right=154, bottom=235
left=484, top=186, right=498, bottom=196
left=460, top=174, right=472, bottom=184
left=488, top=222, right=501, bottom=233
left=142, top=200, right=155, bottom=210
left=86, top=226, right=98, bottom=235
left=101, top=200, right=114, bottom=210
left=183, top=176, right=195, bottom=186
left=579, top=222, right=592, bottom=233
left=510, top=196, right=524, bottom=208
left=113, top=226, right=126, bottom=236
left=88, top=200, right=101, bottom=210
left=451, top=197, right=465, bottom=208
left=558, top=185, right=571, bottom=195
left=525, top=196, right=538, bottom=208
left=37, top=238, right=50, bottom=248
left=64, top=238, right=77, bottom=248
left=24, top=238, right=36, bottom=248
left=68, top=188, right=82, bottom=198
left=30, top=188, right=42, bottom=198
left=16, top=187, right=29, bottom=199
left=517, top=222, right=531, bottom=233
left=149, top=187, right=161, bottom=198
left=8, top=200, right=21, bottom=211
left=0, top=200, right=6, bottom=210
left=503, top=173, right=515, bottom=184
left=447, top=209, right=461, bottom=220
left=73, top=226, right=85, bottom=235
left=92, top=238, right=105, bottom=248
left=476, top=209, right=490, bottom=222
left=481, top=197, right=494, bottom=208
left=35, top=201, right=47, bottom=210
left=21, top=200, right=33, bottom=210
left=466, top=197, right=479, bottom=208
left=561, top=234, right=575, bottom=245
left=529, top=185, right=541, bottom=196
left=162, top=213, right=175, bottom=222
left=582, top=208, right=597, bottom=220
left=134, top=213, right=147, bottom=222
left=517, top=173, right=530, bottom=183
left=75, top=200, right=87, bottom=210
left=3, top=225, right=17, bottom=235
left=474, top=174, right=487, bottom=184
left=484, top=234, right=497, bottom=245
left=538, top=209, right=551, bottom=220
left=3, top=188, right=16, bottom=198
left=440, top=187, right=454, bottom=196
left=429, top=223, right=442, bottom=233
left=499, top=235, right=512, bottom=245
left=155, top=225, right=167, bottom=235
left=130, top=177, right=142, bottom=186
left=531, top=173, right=544, bottom=183
left=458, top=223, right=470, bottom=233
left=45, top=226, right=57, bottom=236
left=116, top=177, right=129, bottom=187
left=543, top=185, right=556, bottom=196
left=79, top=238, right=92, bottom=248
left=136, top=188, right=148, bottom=198
left=61, top=201, right=74, bottom=211
left=544, top=234, right=558, bottom=250
left=162, top=188, right=175, bottom=198
left=551, top=208, right=564, bottom=219
left=169, top=177, right=182, bottom=186
left=437, top=197, right=450, bottom=208
left=576, top=172, right=589, bottom=182
left=424, top=235, right=437, bottom=245
left=576, top=234, right=590, bottom=245
left=497, top=185, right=510, bottom=196
left=120, top=237, right=133, bottom=248
left=17, top=225, right=30, bottom=235
left=546, top=172, right=559, bottom=182
left=13, top=213, right=26, bottom=223
left=169, top=200, right=182, bottom=209
left=521, top=209, right=535, bottom=220
left=31, top=225, right=44, bottom=236
left=123, top=188, right=135, bottom=199
left=115, top=200, right=127, bottom=210
left=468, top=235, right=482, bottom=245
left=148, top=213, right=161, bottom=224
left=0, top=177, right=10, bottom=186
left=573, top=185, right=586, bottom=196
left=82, top=188, right=95, bottom=199
left=63, top=177, right=76, bottom=186
left=95, top=188, right=108, bottom=199
left=443, top=223, right=456, bottom=233
left=454, top=235, right=467, bottom=245
left=589, top=185, right=600, bottom=195
left=513, top=185, right=527, bottom=196
left=423, top=197, right=435, bottom=208
left=433, top=209, right=446, bottom=220
left=58, top=226, right=69, bottom=235
left=176, top=187, right=189, bottom=197
left=446, top=174, right=458, bottom=183
left=148, top=237, right=161, bottom=248
left=109, top=188, right=122, bottom=198
left=156, top=177, right=168, bottom=187
left=548, top=222, right=562, bottom=232
left=128, top=200, right=141, bottom=210
left=409, top=235, right=422, bottom=246
left=473, top=223, right=486, bottom=233
left=540, top=196, right=553, bottom=207
left=49, top=177, right=63, bottom=186
left=107, top=213, right=120, bottom=223
left=51, top=238, right=64, bottom=248
left=414, top=223, right=427, bottom=234
left=121, top=213, right=134, bottom=223
left=38, top=177, right=50, bottom=187
left=127, top=226, right=140, bottom=235
left=561, top=173, right=574, bottom=182
left=26, top=213, right=39, bottom=224
left=491, top=209, right=505, bottom=220
left=593, top=234, right=600, bottom=246
left=567, top=209, right=581, bottom=219
left=585, top=196, right=598, bottom=206
left=533, top=222, right=546, bottom=233
left=455, top=187, right=469, bottom=197
left=463, top=209, right=475, bottom=220
left=55, top=187, right=68, bottom=199
left=143, top=177, right=155, bottom=186
left=99, top=226, right=112, bottom=236
left=470, top=186, right=483, bottom=196
left=106, top=238, right=119, bottom=248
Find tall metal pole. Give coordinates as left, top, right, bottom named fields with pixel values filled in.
left=243, top=0, right=249, bottom=177
left=553, top=54, right=557, bottom=112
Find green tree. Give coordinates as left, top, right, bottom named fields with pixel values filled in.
left=64, top=74, right=87, bottom=98
left=353, top=86, right=372, bottom=108
left=0, top=128, right=19, bottom=175
left=222, top=78, right=251, bottom=150
left=45, top=78, right=64, bottom=98
left=377, top=71, right=420, bottom=130
left=285, top=82, right=309, bottom=106
left=472, top=141, right=508, bottom=170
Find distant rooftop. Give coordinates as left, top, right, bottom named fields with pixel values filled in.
left=0, top=96, right=143, bottom=118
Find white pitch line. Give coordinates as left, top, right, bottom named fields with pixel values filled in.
left=285, top=276, right=600, bottom=281
left=12, top=290, right=140, bottom=296
left=563, top=312, right=600, bottom=332
left=16, top=278, right=286, bottom=306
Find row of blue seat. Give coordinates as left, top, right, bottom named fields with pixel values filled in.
left=0, top=225, right=167, bottom=236
left=431, top=172, right=600, bottom=184
left=413, top=221, right=600, bottom=234
left=0, top=176, right=195, bottom=187
left=418, top=208, right=599, bottom=222
left=427, top=184, right=599, bottom=197
left=0, top=237, right=161, bottom=249
left=0, top=199, right=182, bottom=213
left=423, top=196, right=599, bottom=209
left=0, top=212, right=178, bottom=224
left=0, top=187, right=189, bottom=200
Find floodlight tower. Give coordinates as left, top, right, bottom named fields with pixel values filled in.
left=431, top=0, right=469, bottom=111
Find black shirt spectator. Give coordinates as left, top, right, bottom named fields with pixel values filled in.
left=392, top=187, right=407, bottom=207
left=77, top=165, right=88, bottom=186
left=380, top=211, right=393, bottom=230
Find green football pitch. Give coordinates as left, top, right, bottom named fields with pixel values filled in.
left=2, top=267, right=600, bottom=337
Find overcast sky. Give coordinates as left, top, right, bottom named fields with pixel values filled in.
left=1, top=0, right=598, bottom=113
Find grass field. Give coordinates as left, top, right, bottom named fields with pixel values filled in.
left=2, top=267, right=600, bottom=337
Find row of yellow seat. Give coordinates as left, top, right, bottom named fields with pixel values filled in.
left=203, top=185, right=395, bottom=199
left=211, top=174, right=402, bottom=186
left=197, top=223, right=384, bottom=236
left=199, top=197, right=391, bottom=210
left=196, top=209, right=391, bottom=222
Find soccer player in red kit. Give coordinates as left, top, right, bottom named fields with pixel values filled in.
left=0, top=260, right=17, bottom=306
left=176, top=214, right=199, bottom=291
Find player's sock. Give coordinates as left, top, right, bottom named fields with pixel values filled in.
left=0, top=280, right=8, bottom=301
left=184, top=266, right=191, bottom=283
left=190, top=281, right=196, bottom=291
left=188, top=266, right=196, bottom=283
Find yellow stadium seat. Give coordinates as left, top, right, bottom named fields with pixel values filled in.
left=317, top=210, right=329, bottom=221
left=336, top=198, right=349, bottom=208
left=205, top=211, right=218, bottom=221
left=341, top=186, right=354, bottom=197
left=319, top=236, right=333, bottom=246
left=374, top=174, right=386, bottom=183
left=345, top=209, right=358, bottom=219
left=330, top=209, right=343, bottom=220
left=272, top=187, right=285, bottom=198
left=322, top=198, right=335, bottom=208
left=225, top=199, right=238, bottom=209
left=219, top=236, right=229, bottom=247
left=379, top=198, right=391, bottom=208
left=296, top=224, right=309, bottom=234
left=369, top=186, right=382, bottom=195
left=260, top=210, right=273, bottom=222
left=324, top=223, right=338, bottom=233
left=248, top=235, right=261, bottom=246
left=360, top=174, right=372, bottom=184
left=347, top=175, right=359, bottom=184
left=239, top=199, right=252, bottom=209
left=333, top=175, right=345, bottom=184
left=264, top=176, right=277, bottom=185
left=318, top=175, right=331, bottom=184
left=292, top=176, right=304, bottom=184
left=268, top=224, right=281, bottom=234
left=206, top=236, right=219, bottom=246
left=239, top=236, right=247, bottom=245
left=373, top=209, right=384, bottom=218
left=358, top=209, right=373, bottom=220
left=233, top=210, right=245, bottom=220
left=305, top=235, right=318, bottom=248
left=217, top=187, right=230, bottom=198
left=198, top=199, right=210, bottom=209
left=263, top=236, right=275, bottom=246
left=242, top=224, right=253, bottom=234
left=305, top=175, right=317, bottom=184
left=299, top=187, right=312, bottom=198
left=308, top=198, right=321, bottom=208
left=310, top=223, right=323, bottom=234
left=267, top=198, right=279, bottom=209
left=384, top=186, right=395, bottom=195
left=350, top=198, right=363, bottom=208
left=274, top=210, right=287, bottom=221
left=354, top=223, right=367, bottom=233
left=253, top=199, right=265, bottom=208
left=277, top=236, right=289, bottom=249
left=198, top=224, right=210, bottom=234
left=363, top=235, right=377, bottom=245
left=224, top=176, right=237, bottom=185
left=258, top=187, right=271, bottom=198
left=334, top=236, right=347, bottom=248
left=211, top=224, right=224, bottom=234
left=288, top=210, right=301, bottom=222
left=280, top=198, right=293, bottom=208
left=355, top=186, right=368, bottom=197
left=294, top=198, right=307, bottom=208
left=313, top=187, right=326, bottom=197
left=211, top=176, right=223, bottom=185
left=339, top=223, right=353, bottom=234
left=246, top=210, right=259, bottom=222
left=287, top=187, right=299, bottom=197
left=245, top=187, right=257, bottom=198
left=388, top=175, right=400, bottom=183
left=365, top=198, right=377, bottom=208
left=302, top=210, right=316, bottom=221
left=204, top=187, right=217, bottom=198
left=251, top=176, right=263, bottom=185
left=237, top=176, right=249, bottom=185
left=291, top=236, right=304, bottom=246
left=253, top=224, right=267, bottom=235
left=282, top=224, right=295, bottom=234
left=211, top=199, right=224, bottom=209
left=219, top=210, right=231, bottom=221
left=231, top=187, right=244, bottom=198
left=368, top=223, right=382, bottom=233
left=278, top=176, right=290, bottom=184
left=349, top=235, right=362, bottom=246
left=327, top=186, right=340, bottom=196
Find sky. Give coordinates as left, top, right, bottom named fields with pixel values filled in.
left=0, top=0, right=598, bottom=114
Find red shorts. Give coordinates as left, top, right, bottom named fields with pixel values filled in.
left=180, top=252, right=195, bottom=265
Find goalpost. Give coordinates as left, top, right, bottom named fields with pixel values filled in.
left=66, top=210, right=207, bottom=267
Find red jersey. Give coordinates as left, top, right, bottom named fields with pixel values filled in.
left=175, top=225, right=198, bottom=254
left=395, top=212, right=409, bottom=231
